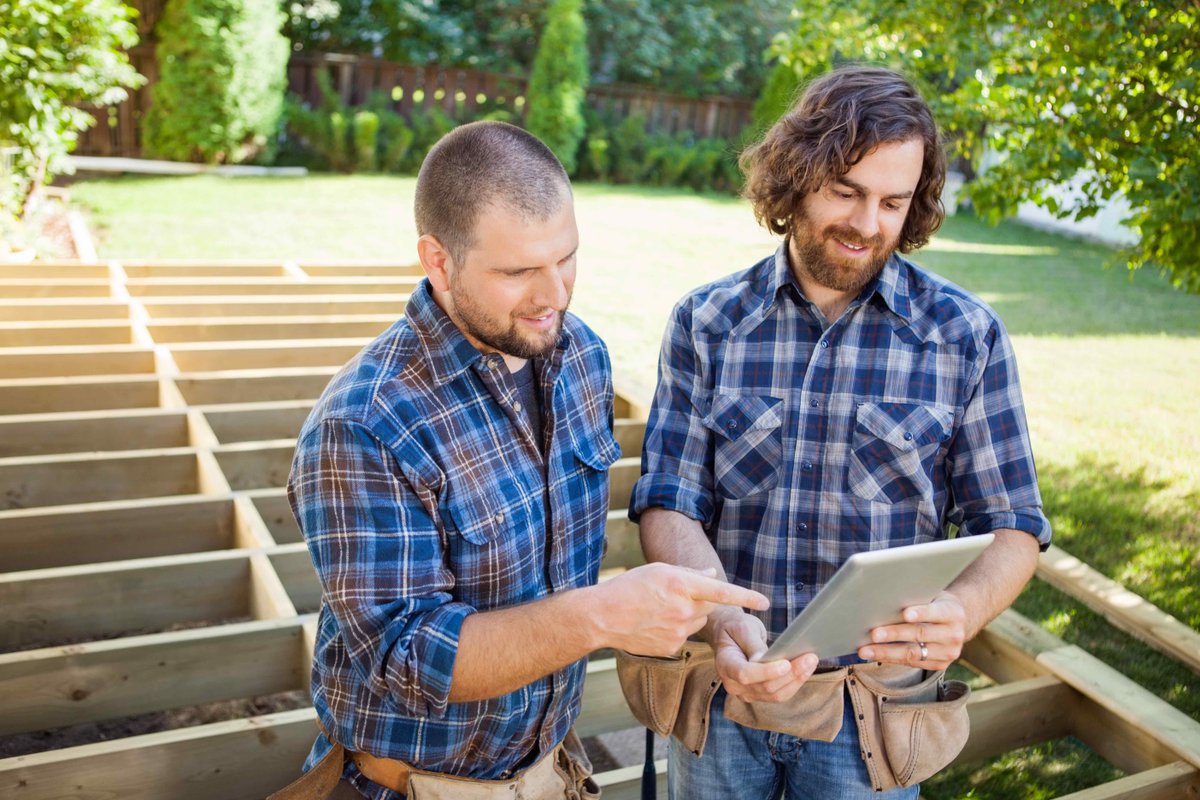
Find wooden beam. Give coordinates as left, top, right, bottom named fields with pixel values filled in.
left=267, top=547, right=321, bottom=615
left=1052, top=762, right=1200, bottom=800
left=0, top=320, right=133, bottom=348
left=0, top=552, right=254, bottom=652
left=594, top=759, right=668, bottom=800
left=204, top=403, right=312, bottom=444
left=212, top=441, right=296, bottom=492
left=170, top=341, right=366, bottom=371
left=174, top=370, right=336, bottom=405
left=0, top=279, right=111, bottom=298
left=603, top=512, right=642, bottom=570
left=613, top=418, right=645, bottom=459
left=125, top=277, right=421, bottom=297
left=0, top=409, right=187, bottom=457
left=0, top=375, right=161, bottom=415
left=954, top=675, right=1075, bottom=764
left=0, top=496, right=235, bottom=571
left=0, top=707, right=319, bottom=800
left=579, top=658, right=638, bottom=737
left=145, top=316, right=394, bottom=344
left=0, top=346, right=153, bottom=380
left=1042, top=644, right=1200, bottom=773
left=0, top=450, right=199, bottom=510
left=250, top=491, right=303, bottom=544
left=0, top=298, right=129, bottom=322
left=0, top=618, right=309, bottom=736
left=122, top=264, right=288, bottom=278
left=0, top=264, right=108, bottom=280
left=1037, top=545, right=1200, bottom=674
left=608, top=457, right=640, bottom=512
left=142, top=296, right=408, bottom=318
left=300, top=264, right=423, bottom=277
left=960, top=609, right=1058, bottom=684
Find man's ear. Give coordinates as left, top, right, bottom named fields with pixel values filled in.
left=417, top=234, right=453, bottom=293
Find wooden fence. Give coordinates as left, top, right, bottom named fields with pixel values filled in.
left=75, top=49, right=753, bottom=160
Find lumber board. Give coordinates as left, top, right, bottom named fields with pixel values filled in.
left=1052, top=762, right=1200, bottom=800
left=0, top=298, right=129, bottom=322
left=125, top=277, right=420, bottom=296
left=122, top=264, right=288, bottom=278
left=0, top=496, right=235, bottom=571
left=0, top=618, right=309, bottom=736
left=594, top=759, right=668, bottom=800
left=580, top=658, right=638, bottom=737
left=0, top=264, right=108, bottom=279
left=0, top=409, right=187, bottom=457
left=0, top=346, right=153, bottom=379
left=0, top=321, right=133, bottom=348
left=603, top=512, right=643, bottom=570
left=0, top=279, right=112, bottom=298
left=0, top=450, right=199, bottom=510
left=145, top=316, right=394, bottom=344
left=0, top=708, right=319, bottom=800
left=267, top=547, right=322, bottom=614
left=300, top=264, right=424, bottom=277
left=0, top=552, right=254, bottom=652
left=0, top=375, right=161, bottom=415
left=954, top=675, right=1075, bottom=764
left=174, top=370, right=337, bottom=405
left=612, top=418, right=645, bottom=459
left=213, top=441, right=296, bottom=491
left=205, top=403, right=312, bottom=444
left=251, top=491, right=304, bottom=544
left=608, top=457, right=641, bottom=512
left=1038, top=544, right=1200, bottom=674
left=1040, top=644, right=1200, bottom=773
left=170, top=341, right=365, bottom=371
left=960, top=609, right=1058, bottom=684
left=141, top=296, right=409, bottom=318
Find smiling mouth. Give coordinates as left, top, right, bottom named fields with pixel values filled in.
left=835, top=238, right=867, bottom=252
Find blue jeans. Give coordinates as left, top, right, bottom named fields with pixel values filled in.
left=668, top=687, right=920, bottom=800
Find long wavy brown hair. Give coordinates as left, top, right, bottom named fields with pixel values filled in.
left=740, top=66, right=946, bottom=253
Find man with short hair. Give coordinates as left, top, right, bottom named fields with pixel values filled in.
left=278, top=121, right=767, bottom=800
left=633, top=67, right=1052, bottom=799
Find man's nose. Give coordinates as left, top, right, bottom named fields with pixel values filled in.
left=533, top=268, right=569, bottom=310
left=847, top=202, right=880, bottom=239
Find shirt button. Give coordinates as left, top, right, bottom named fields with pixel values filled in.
left=494, top=513, right=504, bottom=523
left=802, top=462, right=813, bottom=471
left=512, top=401, right=522, bottom=412
left=821, top=340, right=829, bottom=349
left=903, top=431, right=914, bottom=441
left=810, top=399, right=819, bottom=407
left=796, top=522, right=808, bottom=531
left=795, top=581, right=806, bottom=590
left=727, top=420, right=738, bottom=430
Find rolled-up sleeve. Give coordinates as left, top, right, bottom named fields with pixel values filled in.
left=289, top=419, right=471, bottom=717
left=945, top=320, right=1052, bottom=548
left=630, top=299, right=717, bottom=525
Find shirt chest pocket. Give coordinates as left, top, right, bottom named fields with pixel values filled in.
left=847, top=402, right=953, bottom=505
left=703, top=394, right=784, bottom=499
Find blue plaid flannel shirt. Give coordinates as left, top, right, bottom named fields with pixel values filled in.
left=289, top=280, right=618, bottom=795
left=631, top=243, right=1051, bottom=652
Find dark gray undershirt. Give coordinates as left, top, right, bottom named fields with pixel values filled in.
left=511, top=358, right=544, bottom=453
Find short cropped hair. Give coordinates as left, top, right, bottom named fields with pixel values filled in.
left=740, top=65, right=946, bottom=252
left=415, top=121, right=571, bottom=266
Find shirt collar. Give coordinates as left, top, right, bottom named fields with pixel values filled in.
left=404, top=279, right=573, bottom=387
left=767, top=240, right=912, bottom=324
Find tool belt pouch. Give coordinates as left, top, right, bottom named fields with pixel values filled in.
left=847, top=665, right=972, bottom=791
left=615, top=642, right=720, bottom=756
left=723, top=668, right=846, bottom=742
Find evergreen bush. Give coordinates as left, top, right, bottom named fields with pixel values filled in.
left=143, top=0, right=289, bottom=164
left=524, top=0, right=589, bottom=174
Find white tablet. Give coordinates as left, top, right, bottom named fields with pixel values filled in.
left=759, top=534, right=995, bottom=662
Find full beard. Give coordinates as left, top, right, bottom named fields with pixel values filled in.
left=792, top=222, right=896, bottom=295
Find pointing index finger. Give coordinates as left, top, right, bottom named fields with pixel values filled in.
left=687, top=575, right=769, bottom=611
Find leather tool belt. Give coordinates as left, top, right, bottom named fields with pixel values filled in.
left=268, top=726, right=600, bottom=800
left=615, top=641, right=971, bottom=792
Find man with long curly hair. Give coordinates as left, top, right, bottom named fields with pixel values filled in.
left=631, top=67, right=1051, bottom=798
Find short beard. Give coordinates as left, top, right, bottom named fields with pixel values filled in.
left=450, top=276, right=566, bottom=361
left=791, top=218, right=896, bottom=295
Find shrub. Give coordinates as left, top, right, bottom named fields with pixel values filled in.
left=143, top=0, right=289, bottom=164
left=352, top=110, right=379, bottom=172
left=0, top=0, right=141, bottom=220
left=609, top=114, right=649, bottom=184
left=524, top=0, right=588, bottom=174
left=749, top=60, right=802, bottom=139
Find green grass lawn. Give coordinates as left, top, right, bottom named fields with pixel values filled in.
left=72, top=174, right=1200, bottom=797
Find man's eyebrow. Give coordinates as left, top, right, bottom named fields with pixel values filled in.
left=836, top=177, right=914, bottom=200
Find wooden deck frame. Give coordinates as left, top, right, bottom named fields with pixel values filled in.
left=2, top=260, right=1197, bottom=800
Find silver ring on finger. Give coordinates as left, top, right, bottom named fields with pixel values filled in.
left=918, top=641, right=929, bottom=661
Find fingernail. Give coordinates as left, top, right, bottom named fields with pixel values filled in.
left=861, top=647, right=875, bottom=660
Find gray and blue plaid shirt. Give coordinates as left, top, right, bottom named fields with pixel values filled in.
left=289, top=280, right=618, bottom=793
left=631, top=243, right=1051, bottom=648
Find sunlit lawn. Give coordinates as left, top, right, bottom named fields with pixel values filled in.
left=73, top=174, right=1200, bottom=797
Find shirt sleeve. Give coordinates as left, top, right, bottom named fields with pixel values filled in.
left=288, top=418, right=471, bottom=717
left=944, top=319, right=1053, bottom=548
left=630, top=298, right=717, bottom=524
